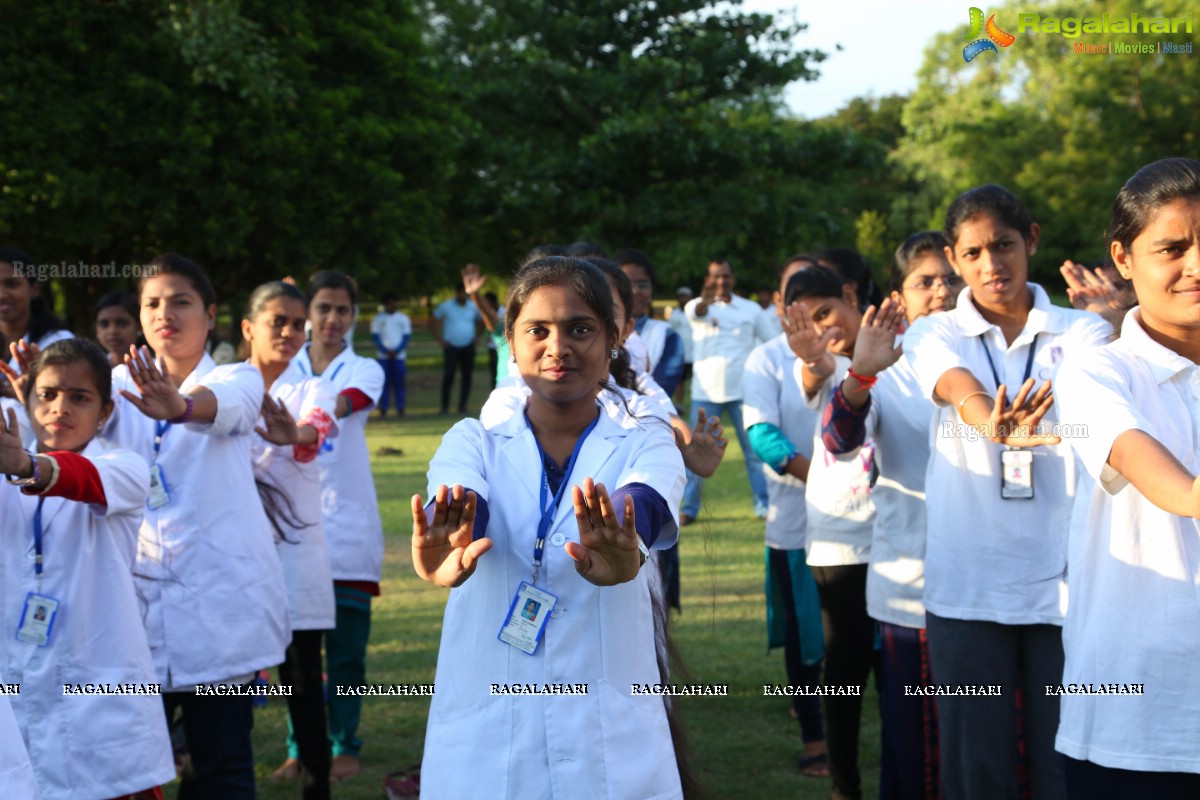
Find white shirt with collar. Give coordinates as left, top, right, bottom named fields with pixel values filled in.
left=250, top=360, right=339, bottom=631
left=742, top=334, right=818, bottom=551
left=101, top=355, right=290, bottom=690
left=685, top=294, right=776, bottom=402
left=796, top=355, right=876, bottom=567
left=293, top=343, right=385, bottom=582
left=903, top=283, right=1112, bottom=625
left=420, top=399, right=684, bottom=799
left=1, top=441, right=174, bottom=798
left=1054, top=307, right=1200, bottom=773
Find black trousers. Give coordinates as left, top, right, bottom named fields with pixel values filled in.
left=440, top=345, right=475, bottom=411
left=280, top=629, right=331, bottom=800
left=163, top=689, right=255, bottom=799
left=810, top=563, right=878, bottom=800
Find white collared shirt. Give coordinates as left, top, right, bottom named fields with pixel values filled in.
left=101, top=356, right=290, bottom=689
left=1054, top=307, right=1200, bottom=773
left=741, top=334, right=817, bottom=550
left=798, top=356, right=875, bottom=566
left=858, top=353, right=936, bottom=629
left=685, top=294, right=776, bottom=402
left=903, top=283, right=1112, bottom=625
left=1, top=442, right=174, bottom=798
left=293, top=343, right=385, bottom=582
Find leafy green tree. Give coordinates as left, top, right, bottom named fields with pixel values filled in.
left=895, top=0, right=1200, bottom=278
left=0, top=0, right=455, bottom=326
left=425, top=0, right=882, bottom=289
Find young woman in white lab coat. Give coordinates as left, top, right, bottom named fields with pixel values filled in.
left=291, top=270, right=384, bottom=782
left=413, top=256, right=688, bottom=799
left=100, top=253, right=289, bottom=799
left=244, top=281, right=338, bottom=799
left=0, top=338, right=173, bottom=800
left=1054, top=157, right=1200, bottom=799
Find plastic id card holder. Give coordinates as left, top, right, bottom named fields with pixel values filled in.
left=498, top=582, right=557, bottom=655
left=1000, top=449, right=1034, bottom=500
left=147, top=463, right=170, bottom=509
left=17, top=592, right=60, bottom=647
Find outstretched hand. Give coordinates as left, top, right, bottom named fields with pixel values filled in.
left=411, top=484, right=492, bottom=587
left=461, top=263, right=487, bottom=295
left=1060, top=260, right=1124, bottom=314
left=256, top=394, right=300, bottom=445
left=0, top=340, right=42, bottom=403
left=783, top=302, right=840, bottom=365
left=985, top=378, right=1061, bottom=448
left=121, top=345, right=189, bottom=421
left=849, top=298, right=904, bottom=378
left=675, top=406, right=727, bottom=478
left=565, top=477, right=642, bottom=586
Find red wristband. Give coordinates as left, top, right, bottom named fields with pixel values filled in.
left=846, top=368, right=878, bottom=392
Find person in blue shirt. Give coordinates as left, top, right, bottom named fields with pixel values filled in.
left=431, top=282, right=481, bottom=415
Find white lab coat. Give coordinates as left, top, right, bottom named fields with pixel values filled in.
left=100, top=355, right=290, bottom=689
left=0, top=442, right=174, bottom=799
left=293, top=344, right=385, bottom=582
left=251, top=361, right=338, bottom=630
left=0, top=680, right=38, bottom=800
left=421, top=399, right=685, bottom=800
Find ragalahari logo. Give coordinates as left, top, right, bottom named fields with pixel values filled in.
left=963, top=7, right=1016, bottom=61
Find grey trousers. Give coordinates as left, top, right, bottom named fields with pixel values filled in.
left=925, top=612, right=1066, bottom=800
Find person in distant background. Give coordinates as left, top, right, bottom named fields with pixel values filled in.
left=431, top=282, right=481, bottom=415
left=667, top=285, right=694, bottom=404
left=371, top=292, right=412, bottom=416
left=616, top=248, right=684, bottom=396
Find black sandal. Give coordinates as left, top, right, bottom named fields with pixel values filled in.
left=798, top=752, right=829, bottom=778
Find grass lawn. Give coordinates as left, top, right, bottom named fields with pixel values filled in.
left=247, top=336, right=882, bottom=799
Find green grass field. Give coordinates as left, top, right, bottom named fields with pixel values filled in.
left=247, top=342, right=882, bottom=800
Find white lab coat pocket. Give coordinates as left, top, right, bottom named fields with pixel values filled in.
left=60, top=668, right=174, bottom=799
left=595, top=680, right=682, bottom=800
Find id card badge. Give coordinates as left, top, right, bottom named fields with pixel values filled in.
left=17, top=593, right=60, bottom=647
left=498, top=582, right=557, bottom=655
left=147, top=463, right=170, bottom=509
left=1000, top=449, right=1034, bottom=500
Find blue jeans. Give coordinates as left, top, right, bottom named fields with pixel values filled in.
left=680, top=399, right=768, bottom=518
left=377, top=357, right=406, bottom=413
left=163, top=689, right=256, bottom=799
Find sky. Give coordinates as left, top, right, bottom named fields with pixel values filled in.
left=740, top=0, right=971, bottom=118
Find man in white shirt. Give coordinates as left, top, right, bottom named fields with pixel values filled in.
left=681, top=259, right=775, bottom=523
left=370, top=292, right=412, bottom=416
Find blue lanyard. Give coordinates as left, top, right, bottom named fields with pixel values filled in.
left=528, top=410, right=600, bottom=585
left=153, top=420, right=171, bottom=456
left=32, top=495, right=45, bottom=577
left=980, top=333, right=1040, bottom=395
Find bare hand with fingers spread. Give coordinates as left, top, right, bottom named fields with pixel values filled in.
left=849, top=298, right=904, bottom=379
left=121, top=345, right=189, bottom=421
left=255, top=394, right=300, bottom=445
left=784, top=301, right=840, bottom=365
left=674, top=406, right=727, bottom=478
left=565, top=477, right=642, bottom=586
left=411, top=484, right=493, bottom=587
left=981, top=378, right=1061, bottom=447
left=0, top=340, right=42, bottom=403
